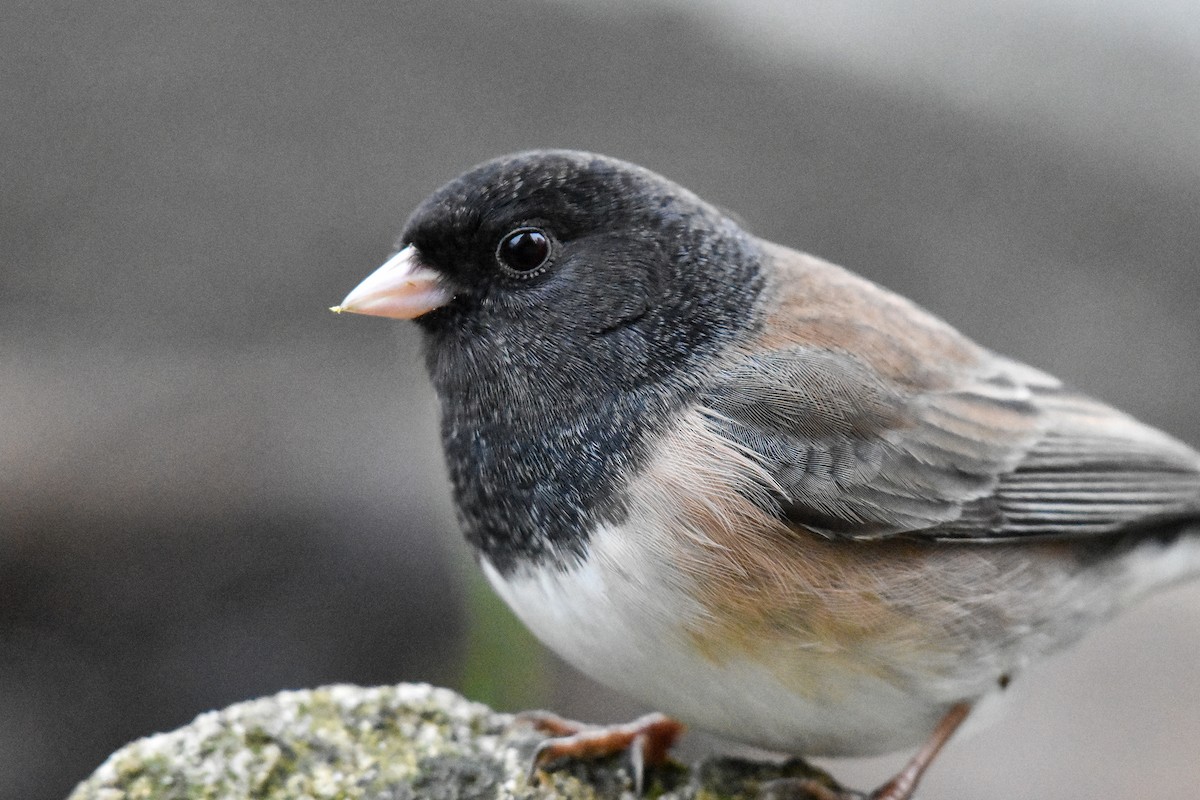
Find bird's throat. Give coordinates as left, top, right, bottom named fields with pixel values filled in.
left=437, top=379, right=679, bottom=575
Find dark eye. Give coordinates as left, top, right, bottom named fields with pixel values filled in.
left=496, top=227, right=552, bottom=276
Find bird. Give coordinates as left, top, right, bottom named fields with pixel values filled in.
left=331, top=150, right=1200, bottom=800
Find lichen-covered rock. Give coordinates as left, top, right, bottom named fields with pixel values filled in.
left=67, top=683, right=842, bottom=800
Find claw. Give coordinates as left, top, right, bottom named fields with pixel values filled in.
left=518, top=711, right=684, bottom=794
left=629, top=731, right=646, bottom=795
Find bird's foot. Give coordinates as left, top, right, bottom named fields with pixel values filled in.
left=517, top=710, right=684, bottom=794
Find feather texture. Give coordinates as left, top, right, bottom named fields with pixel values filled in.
left=699, top=245, right=1200, bottom=542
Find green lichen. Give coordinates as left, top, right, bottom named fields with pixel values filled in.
left=68, top=683, right=845, bottom=800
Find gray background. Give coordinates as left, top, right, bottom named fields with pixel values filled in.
left=3, top=2, right=1199, bottom=798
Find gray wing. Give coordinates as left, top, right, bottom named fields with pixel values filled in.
left=700, top=346, right=1200, bottom=541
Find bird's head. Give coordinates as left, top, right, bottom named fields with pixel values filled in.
left=335, top=151, right=764, bottom=405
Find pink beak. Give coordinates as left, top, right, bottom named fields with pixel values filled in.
left=330, top=245, right=453, bottom=319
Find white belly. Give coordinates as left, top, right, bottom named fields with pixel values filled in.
left=481, top=521, right=962, bottom=757
left=476, top=397, right=1200, bottom=757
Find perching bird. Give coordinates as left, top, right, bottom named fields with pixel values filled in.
left=332, top=151, right=1200, bottom=800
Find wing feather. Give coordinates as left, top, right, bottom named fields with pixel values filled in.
left=706, top=244, right=1200, bottom=542
left=700, top=348, right=1200, bottom=542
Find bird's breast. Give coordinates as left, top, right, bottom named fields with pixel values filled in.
left=477, top=407, right=989, bottom=754
left=479, top=405, right=1140, bottom=755
left=481, top=511, right=966, bottom=756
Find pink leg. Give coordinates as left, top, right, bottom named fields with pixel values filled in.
left=870, top=703, right=971, bottom=800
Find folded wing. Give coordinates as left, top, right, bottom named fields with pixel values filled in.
left=700, top=346, right=1200, bottom=542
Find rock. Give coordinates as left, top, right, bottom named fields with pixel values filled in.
left=67, top=683, right=844, bottom=799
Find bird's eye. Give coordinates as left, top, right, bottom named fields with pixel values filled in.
left=496, top=227, right=552, bottom=277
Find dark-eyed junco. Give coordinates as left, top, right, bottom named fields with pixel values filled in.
left=332, top=151, right=1200, bottom=800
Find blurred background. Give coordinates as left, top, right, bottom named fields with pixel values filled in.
left=3, top=1, right=1199, bottom=798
